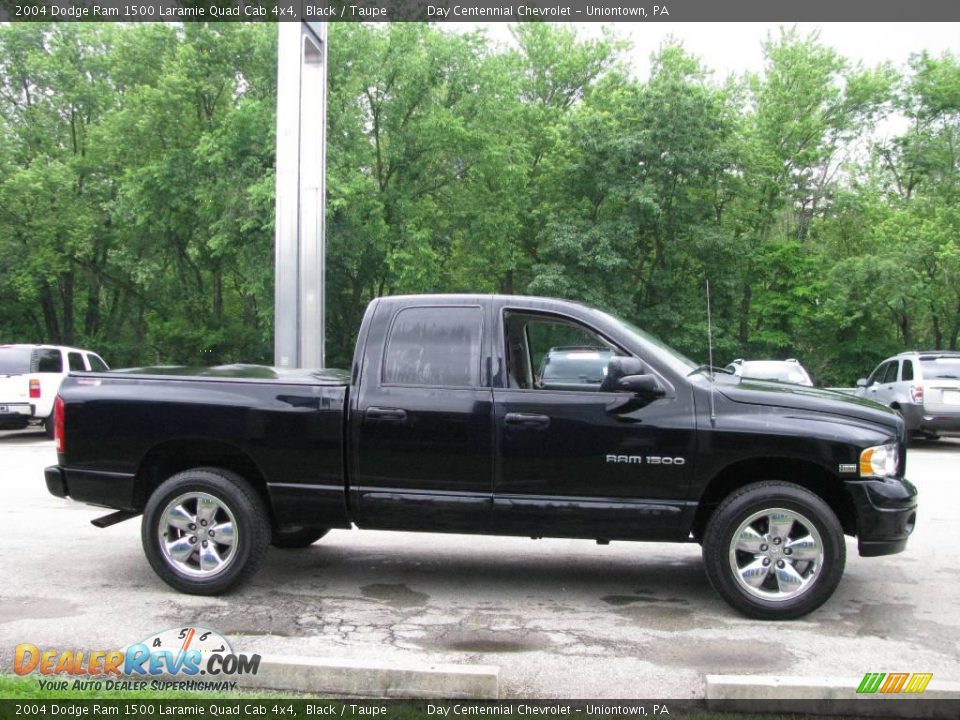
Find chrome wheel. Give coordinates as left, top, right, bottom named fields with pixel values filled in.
left=158, top=492, right=238, bottom=578
left=729, top=507, right=823, bottom=602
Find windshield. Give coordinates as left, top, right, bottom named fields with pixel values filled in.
left=0, top=347, right=32, bottom=375
left=592, top=310, right=699, bottom=375
left=921, top=357, right=960, bottom=380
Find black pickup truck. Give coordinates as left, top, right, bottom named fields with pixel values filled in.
left=45, top=294, right=917, bottom=619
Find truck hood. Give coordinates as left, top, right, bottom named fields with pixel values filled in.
left=716, top=377, right=901, bottom=433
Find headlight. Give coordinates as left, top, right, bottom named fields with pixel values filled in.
left=859, top=443, right=899, bottom=478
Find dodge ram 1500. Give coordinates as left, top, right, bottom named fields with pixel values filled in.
left=45, top=294, right=917, bottom=619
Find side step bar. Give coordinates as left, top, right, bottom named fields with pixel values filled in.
left=91, top=510, right=141, bottom=528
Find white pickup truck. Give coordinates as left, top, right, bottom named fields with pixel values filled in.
left=0, top=344, right=109, bottom=436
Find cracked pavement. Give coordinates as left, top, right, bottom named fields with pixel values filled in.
left=1, top=429, right=958, bottom=697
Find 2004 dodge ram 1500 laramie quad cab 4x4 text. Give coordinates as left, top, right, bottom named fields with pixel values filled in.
left=45, top=294, right=918, bottom=620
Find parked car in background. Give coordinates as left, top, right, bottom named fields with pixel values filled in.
left=0, top=344, right=109, bottom=436
left=856, top=351, right=960, bottom=439
left=725, top=358, right=814, bottom=387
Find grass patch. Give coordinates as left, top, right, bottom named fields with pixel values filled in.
left=0, top=674, right=230, bottom=700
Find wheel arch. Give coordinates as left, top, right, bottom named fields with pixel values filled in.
left=133, top=438, right=274, bottom=525
left=691, top=457, right=857, bottom=541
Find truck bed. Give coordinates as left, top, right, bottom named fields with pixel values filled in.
left=52, top=365, right=351, bottom=532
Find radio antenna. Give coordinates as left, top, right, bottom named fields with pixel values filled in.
left=706, top=279, right=717, bottom=425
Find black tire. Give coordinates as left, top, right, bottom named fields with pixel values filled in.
left=271, top=527, right=329, bottom=549
left=43, top=415, right=55, bottom=439
left=702, top=481, right=845, bottom=620
left=141, top=467, right=270, bottom=595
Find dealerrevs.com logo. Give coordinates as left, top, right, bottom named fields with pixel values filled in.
left=857, top=672, right=934, bottom=694
left=14, top=626, right=260, bottom=692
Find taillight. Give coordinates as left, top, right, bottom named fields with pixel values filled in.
left=910, top=385, right=923, bottom=403
left=29, top=378, right=40, bottom=398
left=54, top=395, right=65, bottom=452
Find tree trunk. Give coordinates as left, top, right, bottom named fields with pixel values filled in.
left=931, top=310, right=942, bottom=350
left=38, top=281, right=62, bottom=344
left=59, top=271, right=75, bottom=346
left=84, top=269, right=101, bottom=338
left=500, top=270, right=514, bottom=295
left=213, top=270, right=223, bottom=321
left=738, top=283, right=752, bottom=346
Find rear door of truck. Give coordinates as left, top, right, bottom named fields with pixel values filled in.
left=348, top=298, right=494, bottom=532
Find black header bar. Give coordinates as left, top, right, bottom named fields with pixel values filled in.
left=2, top=0, right=959, bottom=22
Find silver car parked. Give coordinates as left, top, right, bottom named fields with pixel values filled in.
left=856, top=351, right=960, bottom=438
left=725, top=358, right=814, bottom=386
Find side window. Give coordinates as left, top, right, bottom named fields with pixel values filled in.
left=88, top=354, right=109, bottom=372
left=868, top=362, right=888, bottom=385
left=901, top=359, right=914, bottom=382
left=504, top=311, right=621, bottom=391
left=382, top=306, right=482, bottom=387
left=68, top=352, right=86, bottom=371
left=35, top=349, right=63, bottom=373
left=882, top=361, right=900, bottom=384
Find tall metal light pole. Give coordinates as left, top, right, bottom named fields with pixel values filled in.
left=274, top=22, right=328, bottom=369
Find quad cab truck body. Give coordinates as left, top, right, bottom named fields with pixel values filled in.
left=45, top=295, right=918, bottom=619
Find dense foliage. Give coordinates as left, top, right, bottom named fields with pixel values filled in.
left=1, top=22, right=957, bottom=384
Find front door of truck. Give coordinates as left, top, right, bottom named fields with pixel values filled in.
left=491, top=309, right=694, bottom=540
left=350, top=301, right=494, bottom=532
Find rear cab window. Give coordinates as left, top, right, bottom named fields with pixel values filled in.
left=382, top=306, right=482, bottom=387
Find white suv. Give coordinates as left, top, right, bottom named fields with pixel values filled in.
left=0, top=344, right=109, bottom=436
left=856, top=351, right=960, bottom=439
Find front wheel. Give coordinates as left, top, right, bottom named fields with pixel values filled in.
left=702, top=481, right=845, bottom=620
left=142, top=467, right=270, bottom=595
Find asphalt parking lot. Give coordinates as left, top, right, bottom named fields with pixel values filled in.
left=1, top=429, right=958, bottom=698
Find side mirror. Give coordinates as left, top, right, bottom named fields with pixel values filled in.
left=606, top=372, right=666, bottom=414
left=856, top=378, right=868, bottom=388
left=601, top=356, right=645, bottom=393
left=617, top=374, right=666, bottom=398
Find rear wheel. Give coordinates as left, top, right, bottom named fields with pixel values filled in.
left=271, top=527, right=329, bottom=549
left=703, top=481, right=845, bottom=620
left=142, top=467, right=269, bottom=595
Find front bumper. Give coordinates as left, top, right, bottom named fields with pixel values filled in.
left=845, top=477, right=918, bottom=557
